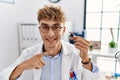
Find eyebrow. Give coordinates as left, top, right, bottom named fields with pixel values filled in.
left=41, top=23, right=47, bottom=25
left=41, top=23, right=61, bottom=26
left=54, top=23, right=61, bottom=25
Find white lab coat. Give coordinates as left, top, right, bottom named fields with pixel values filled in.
left=0, top=40, right=100, bottom=80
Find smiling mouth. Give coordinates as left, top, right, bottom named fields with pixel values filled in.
left=46, top=38, right=56, bottom=42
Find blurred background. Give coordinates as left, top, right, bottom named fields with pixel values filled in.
left=0, top=0, right=120, bottom=79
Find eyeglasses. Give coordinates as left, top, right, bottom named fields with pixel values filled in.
left=39, top=24, right=63, bottom=33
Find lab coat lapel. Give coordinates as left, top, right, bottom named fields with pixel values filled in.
left=33, top=43, right=43, bottom=80
left=61, top=41, right=73, bottom=80
left=61, top=55, right=71, bottom=80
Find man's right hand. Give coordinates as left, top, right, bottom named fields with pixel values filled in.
left=19, top=52, right=47, bottom=70
left=9, top=52, right=47, bottom=80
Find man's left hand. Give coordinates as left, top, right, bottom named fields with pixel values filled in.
left=70, top=36, right=90, bottom=61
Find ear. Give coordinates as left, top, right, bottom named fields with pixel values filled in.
left=62, top=26, right=66, bottom=34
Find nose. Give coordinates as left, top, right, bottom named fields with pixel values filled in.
left=47, top=28, right=55, bottom=37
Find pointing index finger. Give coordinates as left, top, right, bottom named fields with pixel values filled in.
left=37, top=52, right=48, bottom=58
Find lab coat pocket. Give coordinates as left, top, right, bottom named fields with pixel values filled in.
left=69, top=70, right=78, bottom=80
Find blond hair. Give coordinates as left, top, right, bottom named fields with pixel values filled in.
left=37, top=5, right=66, bottom=23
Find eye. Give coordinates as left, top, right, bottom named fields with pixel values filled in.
left=53, top=27, right=60, bottom=31
left=41, top=24, right=49, bottom=29
left=43, top=26, right=48, bottom=29
left=53, top=24, right=61, bottom=30
left=54, top=26, right=59, bottom=29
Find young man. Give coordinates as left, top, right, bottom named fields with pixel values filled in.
left=0, top=5, right=100, bottom=80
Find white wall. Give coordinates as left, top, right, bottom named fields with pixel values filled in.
left=0, top=0, right=84, bottom=71
left=0, top=2, right=19, bottom=71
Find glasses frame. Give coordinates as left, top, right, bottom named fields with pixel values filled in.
left=39, top=26, right=63, bottom=33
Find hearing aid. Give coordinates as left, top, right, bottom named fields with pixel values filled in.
left=69, top=32, right=75, bottom=38
left=69, top=32, right=75, bottom=44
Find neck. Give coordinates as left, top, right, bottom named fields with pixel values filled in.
left=43, top=43, right=62, bottom=57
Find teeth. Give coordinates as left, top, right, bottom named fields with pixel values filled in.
left=48, top=39, right=55, bottom=42
left=49, top=40, right=54, bottom=41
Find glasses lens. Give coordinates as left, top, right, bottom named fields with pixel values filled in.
left=40, top=24, right=63, bottom=33
left=52, top=24, right=61, bottom=31
left=40, top=24, right=49, bottom=32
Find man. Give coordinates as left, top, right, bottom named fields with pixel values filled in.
left=0, top=5, right=99, bottom=80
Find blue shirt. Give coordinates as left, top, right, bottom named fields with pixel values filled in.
left=40, top=52, right=62, bottom=80
left=40, top=49, right=98, bottom=80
